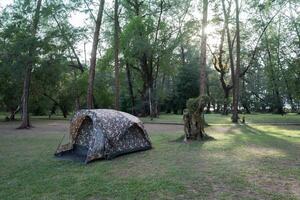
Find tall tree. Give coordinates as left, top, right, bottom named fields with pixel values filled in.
left=232, top=0, right=240, bottom=123
left=87, top=0, right=105, bottom=109
left=19, top=0, right=43, bottom=129
left=199, top=0, right=208, bottom=96
left=114, top=0, right=120, bottom=110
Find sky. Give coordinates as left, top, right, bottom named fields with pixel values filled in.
left=0, top=0, right=13, bottom=11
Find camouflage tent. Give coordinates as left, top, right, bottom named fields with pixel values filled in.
left=55, top=109, right=152, bottom=163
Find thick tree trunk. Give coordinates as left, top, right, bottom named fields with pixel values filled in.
left=19, top=66, right=32, bottom=128
left=114, top=0, right=120, bottom=110
left=183, top=96, right=212, bottom=141
left=199, top=0, right=208, bottom=96
left=87, top=0, right=105, bottom=109
left=19, top=0, right=42, bottom=129
left=232, top=0, right=240, bottom=123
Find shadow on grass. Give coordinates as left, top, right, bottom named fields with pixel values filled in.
left=233, top=124, right=300, bottom=158
left=171, top=134, right=215, bottom=143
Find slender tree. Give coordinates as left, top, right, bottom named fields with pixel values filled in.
left=232, top=0, right=240, bottom=123
left=199, top=0, right=208, bottom=96
left=19, top=0, right=43, bottom=129
left=114, top=0, right=120, bottom=110
left=87, top=0, right=105, bottom=109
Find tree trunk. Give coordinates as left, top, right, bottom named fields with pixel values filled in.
left=232, top=0, right=240, bottom=123
left=114, top=0, right=120, bottom=110
left=206, top=101, right=211, bottom=114
left=206, top=74, right=211, bottom=113
left=125, top=62, right=136, bottom=115
left=183, top=96, right=212, bottom=141
left=199, top=0, right=208, bottom=96
left=223, top=89, right=230, bottom=115
left=216, top=103, right=221, bottom=113
left=19, top=0, right=43, bottom=129
left=149, top=0, right=163, bottom=118
left=87, top=0, right=105, bottom=109
left=9, top=106, right=20, bottom=121
left=242, top=103, right=251, bottom=114
left=221, top=0, right=236, bottom=118
left=48, top=104, right=57, bottom=119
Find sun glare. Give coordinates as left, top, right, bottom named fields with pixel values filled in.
left=204, top=24, right=216, bottom=35
left=205, top=24, right=221, bottom=50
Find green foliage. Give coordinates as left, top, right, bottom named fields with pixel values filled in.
left=0, top=0, right=300, bottom=117
left=186, top=95, right=210, bottom=113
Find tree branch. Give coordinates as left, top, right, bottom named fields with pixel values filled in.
left=239, top=3, right=286, bottom=77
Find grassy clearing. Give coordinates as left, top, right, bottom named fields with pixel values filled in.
left=141, top=113, right=300, bottom=124
left=1, top=112, right=299, bottom=125
left=0, top=120, right=300, bottom=199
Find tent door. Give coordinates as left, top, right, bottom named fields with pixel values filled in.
left=73, top=117, right=93, bottom=158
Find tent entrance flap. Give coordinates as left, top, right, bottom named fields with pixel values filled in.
left=75, top=116, right=93, bottom=147
left=55, top=116, right=93, bottom=162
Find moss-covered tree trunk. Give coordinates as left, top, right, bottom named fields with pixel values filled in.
left=183, top=96, right=212, bottom=141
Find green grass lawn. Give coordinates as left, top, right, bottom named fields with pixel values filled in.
left=141, top=113, right=300, bottom=124
left=0, top=120, right=300, bottom=199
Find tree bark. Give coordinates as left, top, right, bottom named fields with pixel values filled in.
left=232, top=0, right=240, bottom=123
left=87, top=0, right=105, bottom=109
left=210, top=5, right=234, bottom=115
left=199, top=0, right=208, bottom=96
left=19, top=0, right=43, bottom=129
left=223, top=88, right=230, bottom=115
left=125, top=62, right=136, bottom=115
left=114, top=0, right=120, bottom=110
left=149, top=0, right=163, bottom=118
left=183, top=96, right=212, bottom=141
left=206, top=78, right=211, bottom=113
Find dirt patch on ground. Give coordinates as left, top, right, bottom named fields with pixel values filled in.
left=0, top=120, right=68, bottom=135
left=144, top=123, right=183, bottom=134
left=0, top=120, right=184, bottom=135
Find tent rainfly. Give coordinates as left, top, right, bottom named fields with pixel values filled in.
left=55, top=109, right=152, bottom=163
